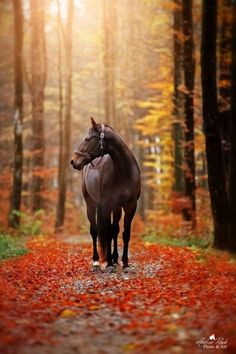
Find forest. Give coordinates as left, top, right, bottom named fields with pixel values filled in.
left=0, top=0, right=236, bottom=353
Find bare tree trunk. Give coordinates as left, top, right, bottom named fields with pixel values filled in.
left=55, top=0, right=74, bottom=230
left=219, top=0, right=232, bottom=112
left=9, top=0, right=23, bottom=227
left=182, top=0, right=196, bottom=229
left=137, top=161, right=145, bottom=219
left=103, top=0, right=116, bottom=127
left=55, top=1, right=64, bottom=230
left=219, top=0, right=232, bottom=181
left=228, top=4, right=236, bottom=251
left=30, top=0, right=47, bottom=211
left=173, top=0, right=184, bottom=194
left=201, top=0, right=229, bottom=249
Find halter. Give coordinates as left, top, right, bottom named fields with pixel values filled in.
left=99, top=124, right=105, bottom=152
left=74, top=124, right=105, bottom=167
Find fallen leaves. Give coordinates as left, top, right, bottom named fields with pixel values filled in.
left=59, top=309, right=77, bottom=318
left=0, top=235, right=235, bottom=353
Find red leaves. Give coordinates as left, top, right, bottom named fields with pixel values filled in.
left=0, top=236, right=236, bottom=352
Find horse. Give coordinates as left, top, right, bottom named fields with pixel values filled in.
left=71, top=118, right=141, bottom=272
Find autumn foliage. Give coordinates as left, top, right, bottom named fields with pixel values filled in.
left=1, top=1, right=236, bottom=352
left=0, top=235, right=235, bottom=353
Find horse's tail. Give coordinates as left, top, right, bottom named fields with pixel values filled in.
left=97, top=204, right=107, bottom=260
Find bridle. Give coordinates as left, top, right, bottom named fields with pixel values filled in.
left=74, top=124, right=105, bottom=167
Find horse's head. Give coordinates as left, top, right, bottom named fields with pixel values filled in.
left=71, top=117, right=107, bottom=170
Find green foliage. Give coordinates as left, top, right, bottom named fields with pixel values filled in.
left=11, top=209, right=44, bottom=236
left=0, top=233, right=27, bottom=260
left=142, top=228, right=212, bottom=249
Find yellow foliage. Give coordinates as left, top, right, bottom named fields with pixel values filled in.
left=59, top=309, right=77, bottom=318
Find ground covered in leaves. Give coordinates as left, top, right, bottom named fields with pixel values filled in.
left=0, top=234, right=236, bottom=354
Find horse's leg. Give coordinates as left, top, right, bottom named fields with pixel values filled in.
left=122, top=202, right=137, bottom=270
left=85, top=197, right=99, bottom=270
left=97, top=204, right=114, bottom=271
left=82, top=182, right=99, bottom=270
left=112, top=207, right=122, bottom=266
left=104, top=207, right=113, bottom=269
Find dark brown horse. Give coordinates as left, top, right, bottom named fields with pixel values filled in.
left=71, top=118, right=141, bottom=272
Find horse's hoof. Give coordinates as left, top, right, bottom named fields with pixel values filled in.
left=122, top=266, right=134, bottom=274
left=113, top=263, right=119, bottom=270
left=92, top=261, right=101, bottom=273
left=105, top=265, right=116, bottom=273
left=92, top=265, right=101, bottom=273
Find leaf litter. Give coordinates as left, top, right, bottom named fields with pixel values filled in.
left=0, top=235, right=235, bottom=353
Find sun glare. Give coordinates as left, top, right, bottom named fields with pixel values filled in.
left=49, top=0, right=84, bottom=18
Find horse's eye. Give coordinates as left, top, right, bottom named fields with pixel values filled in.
left=85, top=134, right=97, bottom=142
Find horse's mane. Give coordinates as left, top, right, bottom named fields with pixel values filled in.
left=104, top=124, right=127, bottom=146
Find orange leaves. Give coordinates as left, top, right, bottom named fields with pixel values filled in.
left=0, top=236, right=236, bottom=352
left=171, top=192, right=193, bottom=214
left=31, top=166, right=58, bottom=179
left=87, top=305, right=100, bottom=311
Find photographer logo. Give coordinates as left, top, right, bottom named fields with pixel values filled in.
left=196, top=334, right=228, bottom=350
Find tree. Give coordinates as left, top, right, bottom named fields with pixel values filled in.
left=9, top=0, right=23, bottom=227
left=201, top=0, right=229, bottom=249
left=55, top=0, right=64, bottom=230
left=103, top=0, right=117, bottom=127
left=219, top=0, right=232, bottom=179
left=228, top=3, right=236, bottom=251
left=55, top=0, right=74, bottom=230
left=173, top=0, right=184, bottom=194
left=182, top=0, right=196, bottom=228
left=30, top=0, right=47, bottom=211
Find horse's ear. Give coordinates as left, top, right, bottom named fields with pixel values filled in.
left=90, top=117, right=99, bottom=132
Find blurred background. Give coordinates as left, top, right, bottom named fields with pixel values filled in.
left=2, top=0, right=232, bottom=247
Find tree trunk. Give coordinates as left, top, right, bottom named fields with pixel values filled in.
left=182, top=0, right=196, bottom=229
left=9, top=0, right=23, bottom=227
left=55, top=0, right=74, bottom=230
left=55, top=1, right=64, bottom=230
left=173, top=0, right=184, bottom=194
left=103, top=0, right=116, bottom=127
left=137, top=153, right=145, bottom=219
left=219, top=0, right=232, bottom=181
left=30, top=0, right=47, bottom=211
left=228, top=4, right=236, bottom=251
left=201, top=0, right=229, bottom=249
left=219, top=0, right=232, bottom=112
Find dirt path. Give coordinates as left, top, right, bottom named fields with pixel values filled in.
left=0, top=234, right=235, bottom=354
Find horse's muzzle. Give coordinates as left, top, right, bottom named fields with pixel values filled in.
left=71, top=159, right=84, bottom=170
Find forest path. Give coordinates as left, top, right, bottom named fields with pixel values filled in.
left=0, top=234, right=236, bottom=354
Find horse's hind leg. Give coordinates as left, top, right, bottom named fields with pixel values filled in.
left=112, top=207, right=122, bottom=266
left=97, top=204, right=115, bottom=271
left=85, top=197, right=99, bottom=270
left=122, top=202, right=137, bottom=270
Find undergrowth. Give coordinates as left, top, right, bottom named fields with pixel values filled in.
left=0, top=209, right=44, bottom=260
left=10, top=209, right=44, bottom=236
left=0, top=233, right=28, bottom=260
left=142, top=228, right=213, bottom=249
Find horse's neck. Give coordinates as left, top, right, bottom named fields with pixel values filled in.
left=108, top=134, right=135, bottom=177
